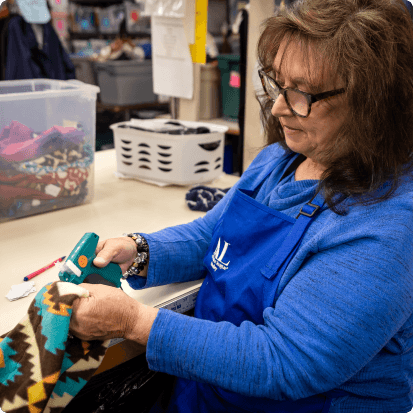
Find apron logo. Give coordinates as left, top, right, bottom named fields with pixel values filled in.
left=211, top=238, right=230, bottom=271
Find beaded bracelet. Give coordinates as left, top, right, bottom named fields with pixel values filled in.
left=122, top=233, right=149, bottom=279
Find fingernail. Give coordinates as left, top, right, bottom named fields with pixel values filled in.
left=94, top=257, right=106, bottom=265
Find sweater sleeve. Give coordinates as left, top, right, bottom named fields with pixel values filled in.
left=126, top=144, right=288, bottom=290
left=145, top=195, right=413, bottom=400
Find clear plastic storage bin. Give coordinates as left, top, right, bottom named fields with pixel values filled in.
left=0, top=79, right=100, bottom=221
left=111, top=119, right=228, bottom=185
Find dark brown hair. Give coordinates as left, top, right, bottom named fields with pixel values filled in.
left=257, top=0, right=413, bottom=214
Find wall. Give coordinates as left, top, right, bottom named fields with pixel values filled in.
left=243, top=0, right=273, bottom=169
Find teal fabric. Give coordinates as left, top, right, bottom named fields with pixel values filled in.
left=0, top=281, right=110, bottom=412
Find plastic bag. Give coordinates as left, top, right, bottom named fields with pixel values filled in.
left=144, top=0, right=185, bottom=18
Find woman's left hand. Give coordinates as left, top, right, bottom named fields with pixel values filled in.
left=69, top=283, right=158, bottom=344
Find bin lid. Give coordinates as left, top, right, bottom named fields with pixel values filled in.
left=0, top=79, right=100, bottom=101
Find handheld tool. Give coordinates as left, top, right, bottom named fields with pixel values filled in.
left=58, top=232, right=123, bottom=288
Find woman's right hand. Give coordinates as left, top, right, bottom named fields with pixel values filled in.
left=93, top=236, right=148, bottom=277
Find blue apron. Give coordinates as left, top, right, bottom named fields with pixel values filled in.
left=157, top=153, right=348, bottom=413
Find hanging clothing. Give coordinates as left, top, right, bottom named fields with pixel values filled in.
left=5, top=15, right=75, bottom=81
left=0, top=13, right=12, bottom=80
left=130, top=143, right=413, bottom=412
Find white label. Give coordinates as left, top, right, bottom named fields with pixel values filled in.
left=45, top=184, right=60, bottom=197
left=65, top=260, right=82, bottom=277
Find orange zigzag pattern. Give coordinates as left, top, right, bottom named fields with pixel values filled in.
left=27, top=370, right=60, bottom=407
left=0, top=348, right=4, bottom=369
left=42, top=285, right=71, bottom=316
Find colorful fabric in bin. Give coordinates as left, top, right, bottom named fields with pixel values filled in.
left=0, top=121, right=85, bottom=163
left=0, top=281, right=110, bottom=413
left=0, top=121, right=93, bottom=220
left=17, top=147, right=93, bottom=174
left=0, top=167, right=89, bottom=209
left=4, top=186, right=89, bottom=220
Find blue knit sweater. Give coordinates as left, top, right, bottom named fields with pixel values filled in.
left=133, top=144, right=413, bottom=413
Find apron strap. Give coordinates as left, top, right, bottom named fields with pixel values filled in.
left=261, top=192, right=325, bottom=279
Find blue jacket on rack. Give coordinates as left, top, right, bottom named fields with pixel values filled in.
left=5, top=15, right=75, bottom=81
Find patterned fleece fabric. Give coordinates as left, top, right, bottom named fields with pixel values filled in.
left=0, top=121, right=93, bottom=220
left=0, top=281, right=110, bottom=413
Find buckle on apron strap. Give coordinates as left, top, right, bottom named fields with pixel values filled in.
left=297, top=202, right=320, bottom=218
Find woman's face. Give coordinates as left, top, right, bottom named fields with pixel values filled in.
left=271, top=39, right=348, bottom=166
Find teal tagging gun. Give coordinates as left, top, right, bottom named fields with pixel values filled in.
left=58, top=232, right=123, bottom=288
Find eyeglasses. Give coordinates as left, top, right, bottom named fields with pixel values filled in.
left=258, top=69, right=345, bottom=118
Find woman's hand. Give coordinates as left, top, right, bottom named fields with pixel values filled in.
left=69, top=283, right=158, bottom=344
left=93, top=236, right=148, bottom=277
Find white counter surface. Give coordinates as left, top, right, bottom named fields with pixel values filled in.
left=0, top=149, right=239, bottom=336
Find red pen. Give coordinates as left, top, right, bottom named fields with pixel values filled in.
left=23, top=256, right=66, bottom=281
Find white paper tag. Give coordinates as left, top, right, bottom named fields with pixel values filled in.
left=6, top=281, right=36, bottom=301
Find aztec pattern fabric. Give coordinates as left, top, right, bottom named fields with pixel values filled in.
left=0, top=281, right=110, bottom=413
left=185, top=186, right=230, bottom=212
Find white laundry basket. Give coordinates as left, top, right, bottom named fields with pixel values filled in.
left=111, top=119, right=228, bottom=185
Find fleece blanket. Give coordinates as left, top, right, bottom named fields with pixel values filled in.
left=0, top=281, right=110, bottom=412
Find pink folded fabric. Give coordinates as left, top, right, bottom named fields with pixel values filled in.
left=0, top=121, right=85, bottom=162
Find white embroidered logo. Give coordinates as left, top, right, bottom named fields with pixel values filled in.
left=211, top=238, right=231, bottom=271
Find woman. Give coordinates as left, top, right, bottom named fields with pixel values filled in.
left=66, top=0, right=413, bottom=412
